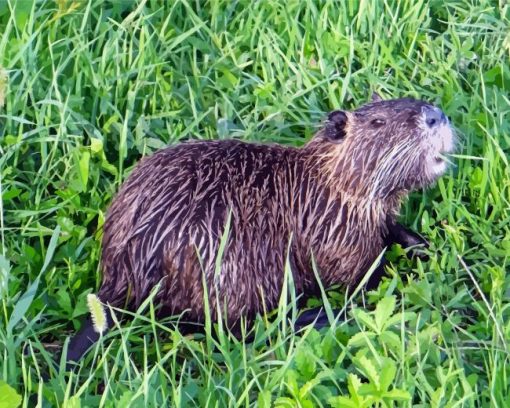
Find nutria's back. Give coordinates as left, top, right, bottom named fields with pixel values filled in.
left=98, top=97, right=454, bottom=326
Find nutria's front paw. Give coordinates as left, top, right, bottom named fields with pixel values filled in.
left=407, top=241, right=429, bottom=261
left=387, top=222, right=429, bottom=261
left=401, top=231, right=429, bottom=261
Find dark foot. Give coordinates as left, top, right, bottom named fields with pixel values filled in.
left=359, top=221, right=429, bottom=291
left=386, top=221, right=429, bottom=261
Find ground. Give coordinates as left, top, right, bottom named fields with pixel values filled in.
left=0, top=1, right=509, bottom=407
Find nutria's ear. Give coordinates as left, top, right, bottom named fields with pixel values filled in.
left=324, top=110, right=347, bottom=142
left=371, top=92, right=383, bottom=103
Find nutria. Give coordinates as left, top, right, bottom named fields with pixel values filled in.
left=66, top=95, right=454, bottom=363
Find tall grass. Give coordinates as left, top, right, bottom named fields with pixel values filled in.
left=0, top=0, right=509, bottom=406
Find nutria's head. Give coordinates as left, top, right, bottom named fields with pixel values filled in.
left=311, top=95, right=455, bottom=199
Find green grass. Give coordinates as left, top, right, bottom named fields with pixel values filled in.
left=1, top=0, right=509, bottom=406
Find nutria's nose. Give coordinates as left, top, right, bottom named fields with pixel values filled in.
left=424, top=106, right=447, bottom=128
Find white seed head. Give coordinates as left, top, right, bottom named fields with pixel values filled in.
left=87, top=293, right=108, bottom=334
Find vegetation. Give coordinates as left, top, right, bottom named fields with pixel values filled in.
left=1, top=0, right=509, bottom=406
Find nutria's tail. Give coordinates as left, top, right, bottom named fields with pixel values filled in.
left=66, top=317, right=101, bottom=364
left=65, top=289, right=119, bottom=368
left=65, top=310, right=114, bottom=369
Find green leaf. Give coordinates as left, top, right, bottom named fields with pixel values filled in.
left=0, top=255, right=10, bottom=300
left=0, top=381, right=22, bottom=408
left=274, top=396, right=296, bottom=407
left=2, top=187, right=22, bottom=202
left=299, top=376, right=322, bottom=399
left=383, top=389, right=411, bottom=401
left=329, top=397, right=359, bottom=408
left=7, top=226, right=60, bottom=333
left=90, top=137, right=103, bottom=155
left=295, top=347, right=317, bottom=380
left=385, top=312, right=415, bottom=328
left=328, top=396, right=358, bottom=408
left=404, top=279, right=432, bottom=306
left=358, top=383, right=378, bottom=396
left=379, top=331, right=401, bottom=351
left=347, top=331, right=376, bottom=348
left=257, top=390, right=271, bottom=408
left=379, top=358, right=397, bottom=392
left=7, top=274, right=40, bottom=334
left=101, top=160, right=118, bottom=176
left=352, top=309, right=377, bottom=332
left=63, top=395, right=81, bottom=408
left=13, top=0, right=34, bottom=30
left=0, top=66, right=7, bottom=108
left=56, top=288, right=72, bottom=315
left=40, top=225, right=61, bottom=275
left=117, top=391, right=135, bottom=407
left=77, top=149, right=90, bottom=191
left=374, top=296, right=396, bottom=333
left=285, top=369, right=299, bottom=396
left=346, top=374, right=365, bottom=406
left=354, top=354, right=379, bottom=387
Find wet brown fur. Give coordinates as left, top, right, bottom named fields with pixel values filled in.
left=99, top=97, right=444, bottom=327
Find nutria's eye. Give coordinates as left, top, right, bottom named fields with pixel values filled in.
left=371, top=118, right=386, bottom=127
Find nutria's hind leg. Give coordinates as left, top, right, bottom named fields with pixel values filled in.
left=294, top=307, right=342, bottom=331
left=295, top=307, right=328, bottom=330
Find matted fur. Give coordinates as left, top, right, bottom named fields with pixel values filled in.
left=98, top=97, right=454, bottom=326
